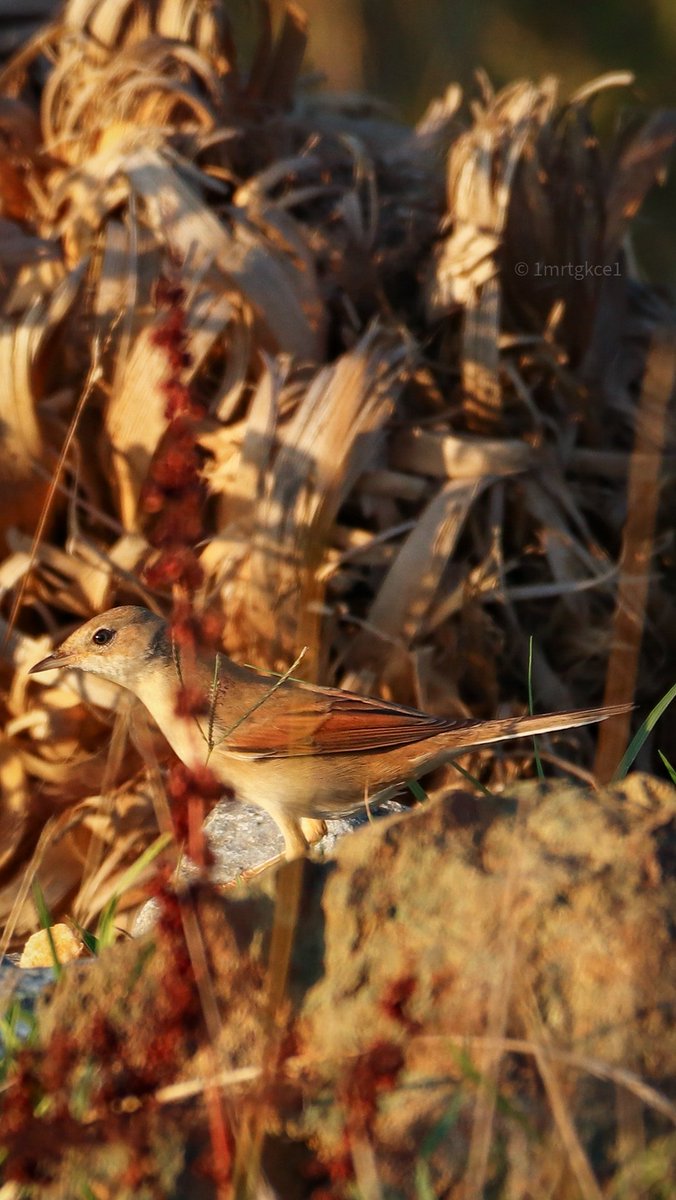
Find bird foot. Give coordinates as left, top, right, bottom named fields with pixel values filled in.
left=300, top=817, right=328, bottom=846
left=237, top=852, right=287, bottom=882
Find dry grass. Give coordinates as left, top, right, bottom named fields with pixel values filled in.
left=0, top=0, right=673, bottom=939
left=0, top=3, right=675, bottom=1194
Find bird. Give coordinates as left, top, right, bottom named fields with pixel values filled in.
left=29, top=605, right=630, bottom=858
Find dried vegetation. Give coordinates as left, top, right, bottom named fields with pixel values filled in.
left=0, top=0, right=672, bottom=941
left=0, top=0, right=675, bottom=1193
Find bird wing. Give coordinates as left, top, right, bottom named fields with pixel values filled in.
left=223, top=688, right=452, bottom=758
left=220, top=680, right=630, bottom=760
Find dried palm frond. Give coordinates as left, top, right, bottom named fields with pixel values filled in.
left=0, top=0, right=673, bottom=938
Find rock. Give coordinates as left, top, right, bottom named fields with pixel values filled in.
left=19, top=924, right=84, bottom=969
left=132, top=798, right=406, bottom=936
left=4, top=775, right=675, bottom=1199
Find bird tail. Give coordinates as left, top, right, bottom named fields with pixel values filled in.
left=446, top=702, right=632, bottom=753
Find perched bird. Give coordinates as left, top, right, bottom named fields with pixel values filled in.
left=30, top=606, right=629, bottom=857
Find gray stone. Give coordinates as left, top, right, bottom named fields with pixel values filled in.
left=131, top=797, right=406, bottom=936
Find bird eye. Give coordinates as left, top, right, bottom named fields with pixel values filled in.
left=91, top=628, right=115, bottom=646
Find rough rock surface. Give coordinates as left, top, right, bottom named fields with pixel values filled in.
left=132, top=798, right=406, bottom=936
left=3, top=775, right=675, bottom=1198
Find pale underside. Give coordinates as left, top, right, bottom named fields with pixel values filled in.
left=133, top=652, right=616, bottom=825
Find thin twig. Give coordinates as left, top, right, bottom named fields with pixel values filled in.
left=522, top=991, right=604, bottom=1200
left=151, top=1033, right=676, bottom=1125
left=171, top=635, right=208, bottom=747
left=596, top=326, right=676, bottom=780
left=212, top=646, right=308, bottom=749
left=463, top=792, right=528, bottom=1199
left=0, top=337, right=103, bottom=656
left=205, top=651, right=222, bottom=762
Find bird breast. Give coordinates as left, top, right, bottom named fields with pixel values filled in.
left=135, top=676, right=210, bottom=773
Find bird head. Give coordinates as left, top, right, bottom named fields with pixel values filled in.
left=29, top=606, right=168, bottom=689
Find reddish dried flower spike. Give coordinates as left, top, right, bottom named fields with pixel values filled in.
left=380, top=974, right=421, bottom=1034
left=167, top=762, right=226, bottom=849
left=141, top=480, right=165, bottom=513
left=150, top=443, right=199, bottom=491
left=166, top=392, right=205, bottom=421
left=190, top=764, right=226, bottom=801
left=193, top=1136, right=234, bottom=1188
left=170, top=602, right=202, bottom=648
left=142, top=269, right=210, bottom=596
left=144, top=552, right=185, bottom=587
left=144, top=556, right=200, bottom=588
left=149, top=503, right=203, bottom=549
left=362, top=1040, right=404, bottom=1086
left=175, top=685, right=209, bottom=718
left=339, top=1039, right=405, bottom=1129
left=307, top=1139, right=355, bottom=1197
left=148, top=862, right=174, bottom=900
left=167, top=762, right=224, bottom=804
left=151, top=322, right=183, bottom=356
left=171, top=557, right=204, bottom=591
left=153, top=277, right=186, bottom=308
left=170, top=594, right=195, bottom=625
left=199, top=608, right=225, bottom=649
left=163, top=380, right=191, bottom=418
left=144, top=546, right=204, bottom=591
left=167, top=601, right=225, bottom=658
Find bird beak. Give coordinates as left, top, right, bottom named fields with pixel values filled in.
left=29, top=650, right=76, bottom=675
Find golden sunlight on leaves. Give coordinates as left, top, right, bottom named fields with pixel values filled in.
left=0, top=0, right=672, bottom=943
left=0, top=4, right=674, bottom=1194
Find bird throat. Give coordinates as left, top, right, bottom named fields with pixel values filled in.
left=146, top=623, right=172, bottom=662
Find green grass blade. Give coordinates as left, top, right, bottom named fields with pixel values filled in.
left=0, top=1001, right=39, bottom=1082
left=408, top=762, right=495, bottom=800
left=69, top=917, right=99, bottom=956
left=406, top=777, right=429, bottom=802
left=448, top=759, right=495, bottom=798
left=31, top=880, right=62, bottom=980
left=613, top=682, right=676, bottom=780
left=414, top=1161, right=437, bottom=1200
left=658, top=750, right=676, bottom=785
left=95, top=832, right=173, bottom=950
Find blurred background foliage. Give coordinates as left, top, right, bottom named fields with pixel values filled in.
left=289, top=0, right=676, bottom=286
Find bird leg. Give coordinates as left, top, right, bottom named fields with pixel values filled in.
left=275, top=812, right=311, bottom=859
left=239, top=851, right=286, bottom=881
left=300, top=817, right=328, bottom=847
left=273, top=813, right=327, bottom=858
left=236, top=815, right=327, bottom=883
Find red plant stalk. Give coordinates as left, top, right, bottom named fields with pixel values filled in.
left=141, top=273, right=225, bottom=864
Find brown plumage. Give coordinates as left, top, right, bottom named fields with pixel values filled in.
left=30, top=606, right=630, bottom=856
